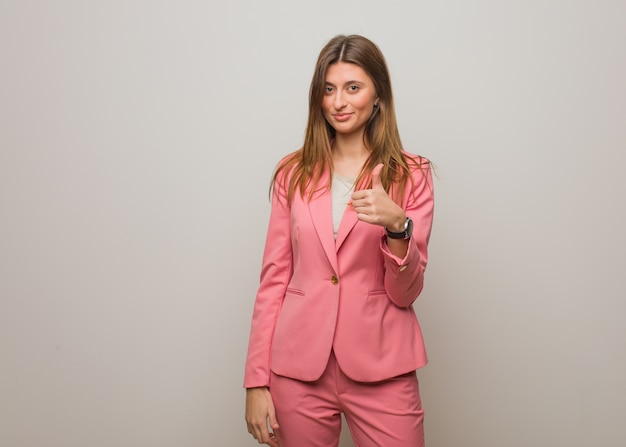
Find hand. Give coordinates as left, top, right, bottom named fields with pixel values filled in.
left=245, top=387, right=280, bottom=446
left=350, top=163, right=406, bottom=230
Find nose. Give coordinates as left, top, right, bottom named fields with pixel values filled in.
left=333, top=90, right=347, bottom=110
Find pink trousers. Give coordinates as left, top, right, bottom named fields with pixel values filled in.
left=270, top=351, right=424, bottom=447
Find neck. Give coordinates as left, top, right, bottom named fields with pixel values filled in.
left=332, top=133, right=370, bottom=177
left=332, top=132, right=368, bottom=160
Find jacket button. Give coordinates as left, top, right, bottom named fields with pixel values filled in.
left=331, top=275, right=339, bottom=285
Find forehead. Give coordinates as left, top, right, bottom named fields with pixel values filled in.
left=325, top=62, right=373, bottom=84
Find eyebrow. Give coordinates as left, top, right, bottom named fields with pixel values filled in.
left=324, top=80, right=364, bottom=86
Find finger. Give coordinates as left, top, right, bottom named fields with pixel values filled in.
left=267, top=431, right=280, bottom=447
left=268, top=407, right=280, bottom=431
left=371, top=163, right=384, bottom=190
left=266, top=400, right=280, bottom=445
left=351, top=189, right=367, bottom=201
left=349, top=198, right=363, bottom=209
left=259, top=429, right=279, bottom=446
left=248, top=421, right=268, bottom=444
left=351, top=190, right=375, bottom=206
left=355, top=211, right=375, bottom=224
left=266, top=435, right=280, bottom=447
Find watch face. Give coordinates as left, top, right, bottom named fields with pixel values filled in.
left=406, top=217, right=414, bottom=238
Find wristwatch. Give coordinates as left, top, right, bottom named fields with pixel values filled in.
left=385, top=217, right=413, bottom=240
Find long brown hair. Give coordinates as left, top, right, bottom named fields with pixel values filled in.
left=274, top=34, right=425, bottom=203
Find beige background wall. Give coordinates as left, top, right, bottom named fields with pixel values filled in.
left=1, top=1, right=625, bottom=446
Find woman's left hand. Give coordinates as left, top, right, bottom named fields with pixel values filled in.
left=350, top=163, right=406, bottom=231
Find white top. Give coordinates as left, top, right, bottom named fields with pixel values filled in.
left=331, top=172, right=356, bottom=239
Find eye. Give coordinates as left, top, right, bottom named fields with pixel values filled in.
left=324, top=86, right=334, bottom=94
left=348, top=85, right=360, bottom=92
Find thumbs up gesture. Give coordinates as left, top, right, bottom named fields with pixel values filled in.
left=350, top=163, right=407, bottom=231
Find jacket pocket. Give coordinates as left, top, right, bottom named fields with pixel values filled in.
left=285, top=287, right=305, bottom=297
left=367, top=290, right=388, bottom=299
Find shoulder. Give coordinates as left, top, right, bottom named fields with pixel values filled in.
left=401, top=150, right=430, bottom=166
left=401, top=150, right=432, bottom=178
left=271, top=149, right=301, bottom=186
left=397, top=150, right=434, bottom=207
left=275, top=149, right=301, bottom=175
left=270, top=149, right=304, bottom=203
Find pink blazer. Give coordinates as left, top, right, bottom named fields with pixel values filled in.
left=244, top=153, right=434, bottom=388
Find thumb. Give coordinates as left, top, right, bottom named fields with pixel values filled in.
left=371, top=163, right=384, bottom=190
left=268, top=407, right=280, bottom=430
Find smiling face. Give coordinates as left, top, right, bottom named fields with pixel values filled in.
left=322, top=62, right=379, bottom=139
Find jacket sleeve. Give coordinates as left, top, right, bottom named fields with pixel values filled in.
left=380, top=159, right=434, bottom=308
left=243, top=175, right=293, bottom=388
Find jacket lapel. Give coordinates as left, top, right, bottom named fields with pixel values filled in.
left=335, top=202, right=358, bottom=251
left=307, top=170, right=339, bottom=274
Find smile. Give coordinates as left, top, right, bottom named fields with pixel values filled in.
left=333, top=113, right=353, bottom=122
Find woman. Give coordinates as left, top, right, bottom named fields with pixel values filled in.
left=244, top=34, right=434, bottom=447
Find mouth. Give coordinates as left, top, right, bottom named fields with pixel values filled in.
left=333, top=113, right=353, bottom=122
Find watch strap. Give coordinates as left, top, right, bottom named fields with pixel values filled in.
left=385, top=217, right=412, bottom=239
